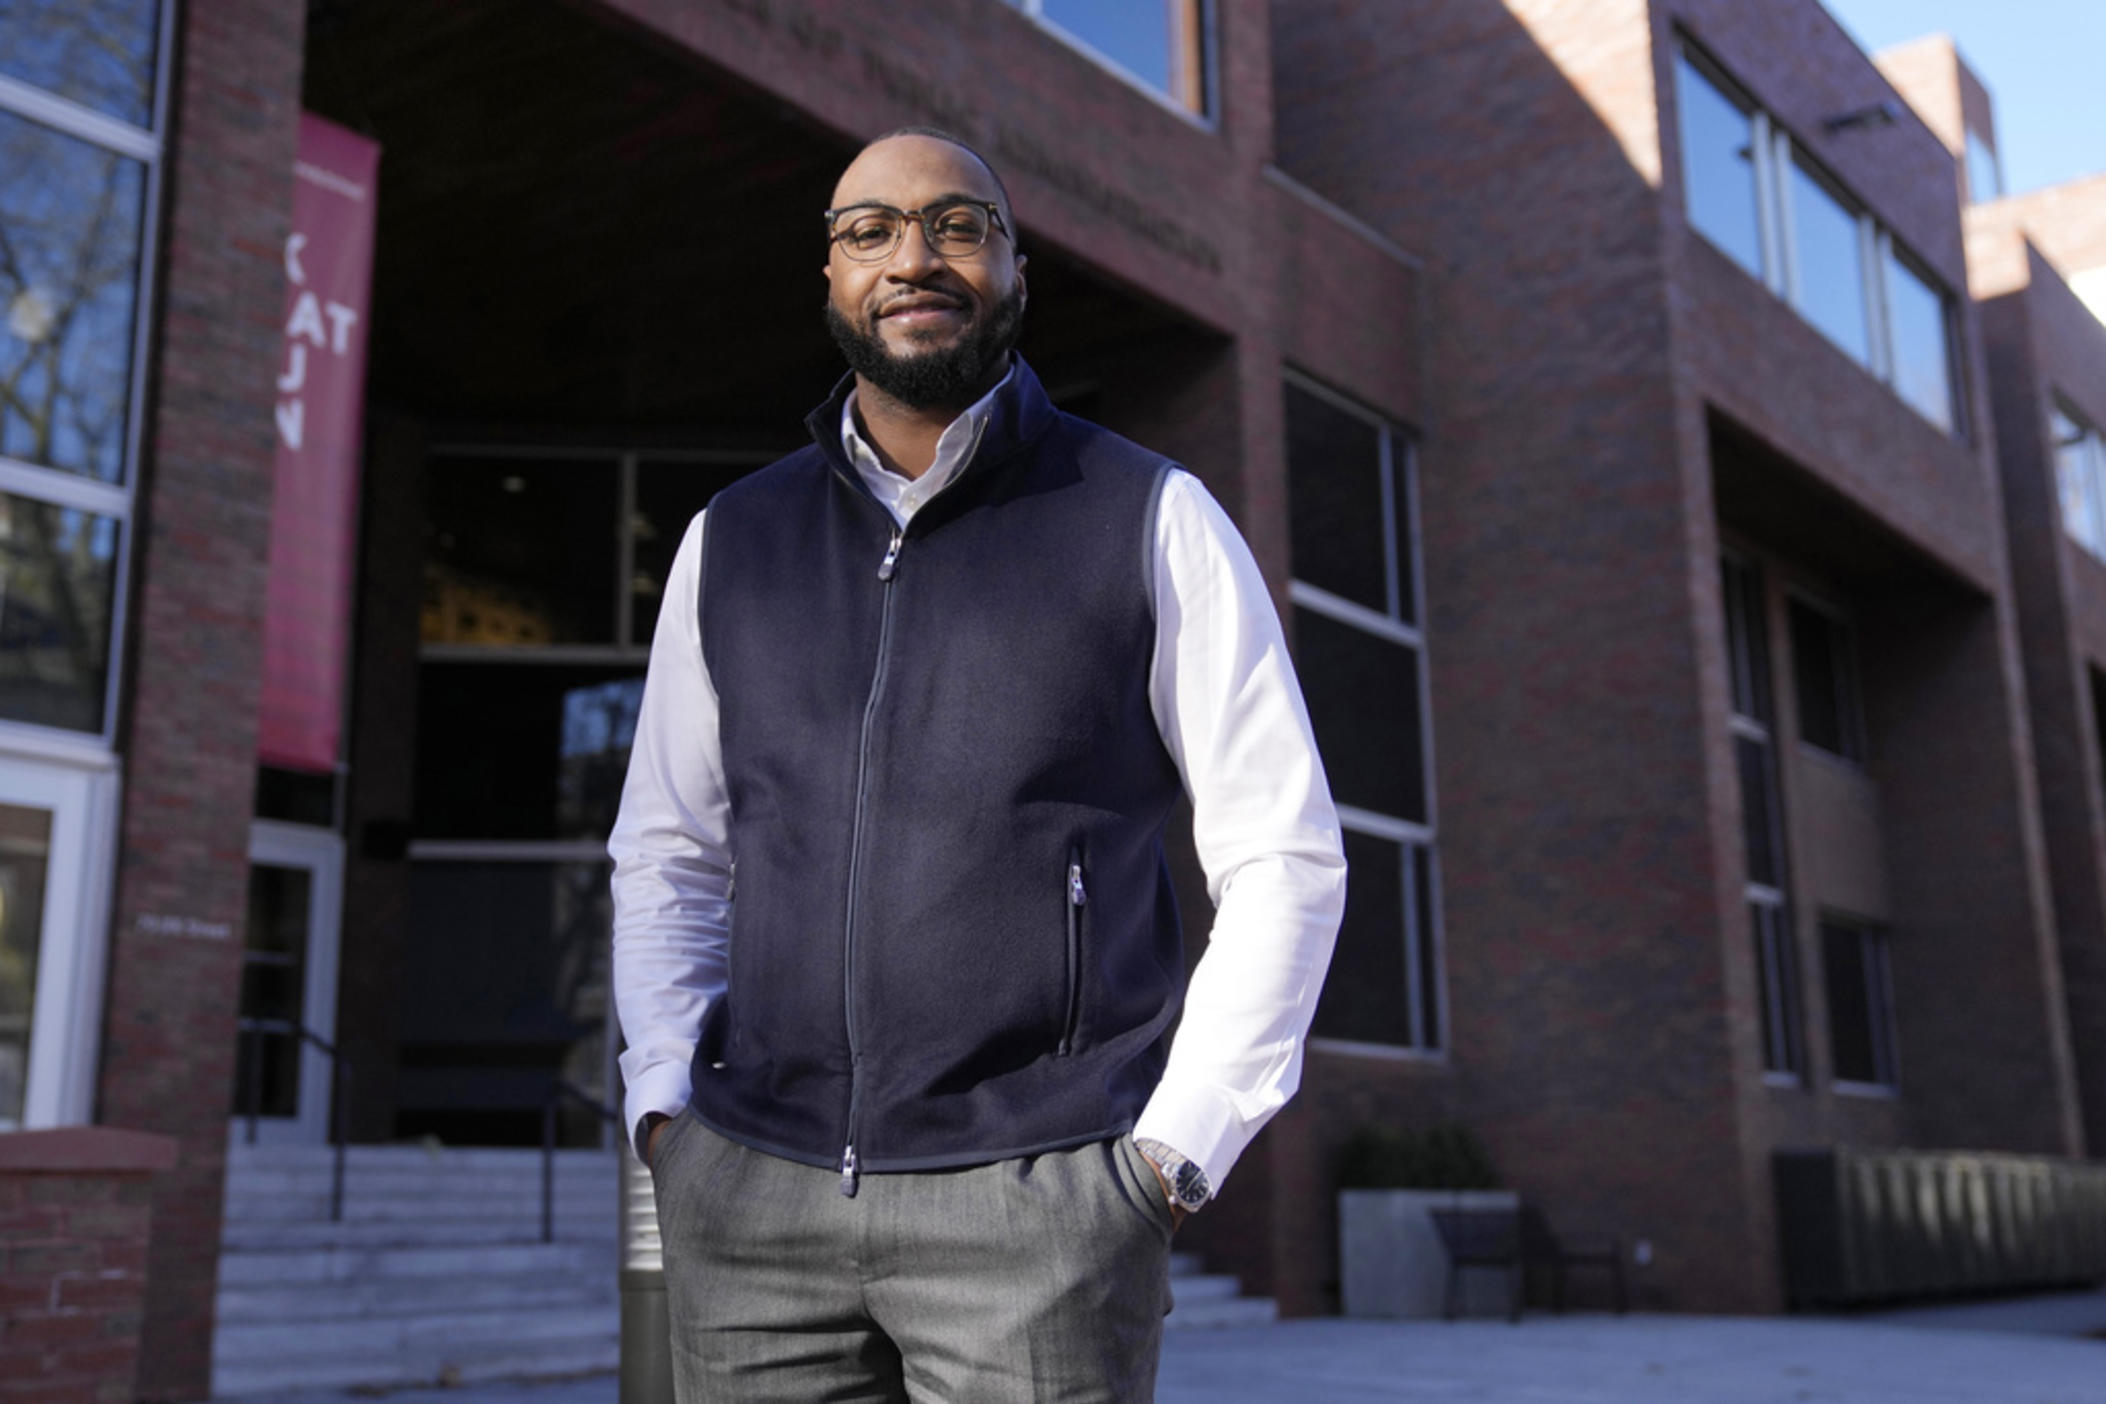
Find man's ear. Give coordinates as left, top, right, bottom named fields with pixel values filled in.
left=1015, top=254, right=1028, bottom=307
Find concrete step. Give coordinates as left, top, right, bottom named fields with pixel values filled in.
left=222, top=1216, right=613, bottom=1251
left=223, top=1189, right=613, bottom=1222
left=217, top=1238, right=615, bottom=1286
left=1165, top=1294, right=1280, bottom=1329
left=214, top=1301, right=618, bottom=1364
left=216, top=1270, right=612, bottom=1324
left=211, top=1328, right=618, bottom=1397
left=1169, top=1272, right=1243, bottom=1304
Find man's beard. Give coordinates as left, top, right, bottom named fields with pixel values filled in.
left=825, top=285, right=1025, bottom=412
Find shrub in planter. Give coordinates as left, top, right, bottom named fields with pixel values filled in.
left=1337, top=1124, right=1514, bottom=1318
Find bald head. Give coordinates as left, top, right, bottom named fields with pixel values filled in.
left=832, top=129, right=1015, bottom=234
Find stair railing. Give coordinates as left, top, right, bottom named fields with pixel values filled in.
left=237, top=1018, right=353, bottom=1222
left=542, top=1079, right=621, bottom=1243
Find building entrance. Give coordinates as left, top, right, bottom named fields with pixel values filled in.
left=231, top=820, right=344, bottom=1144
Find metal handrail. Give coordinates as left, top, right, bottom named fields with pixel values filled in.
left=542, top=1078, right=621, bottom=1243
left=237, top=1018, right=353, bottom=1222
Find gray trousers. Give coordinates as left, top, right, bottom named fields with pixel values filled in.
left=651, top=1113, right=1176, bottom=1403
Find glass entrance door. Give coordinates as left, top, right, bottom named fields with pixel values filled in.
left=0, top=753, right=115, bottom=1130
left=231, top=820, right=343, bottom=1144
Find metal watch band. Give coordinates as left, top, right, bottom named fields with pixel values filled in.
left=1134, top=1136, right=1211, bottom=1212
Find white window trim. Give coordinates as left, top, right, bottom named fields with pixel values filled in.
left=0, top=1, right=177, bottom=753
left=1006, top=0, right=1218, bottom=128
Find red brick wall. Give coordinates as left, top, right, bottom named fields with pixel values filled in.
left=96, top=3, right=307, bottom=1398
left=0, top=1130, right=175, bottom=1404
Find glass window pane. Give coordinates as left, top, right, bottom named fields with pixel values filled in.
left=1412, top=843, right=1441, bottom=1050
left=2055, top=410, right=2105, bottom=557
left=0, top=0, right=160, bottom=129
left=424, top=457, right=620, bottom=646
left=1736, top=736, right=1780, bottom=888
left=1886, top=250, right=1953, bottom=432
left=1286, top=383, right=1387, bottom=613
left=0, top=494, right=118, bottom=732
left=1294, top=607, right=1426, bottom=823
left=1721, top=556, right=1772, bottom=722
left=398, top=860, right=612, bottom=1146
left=1751, top=901, right=1800, bottom=1076
left=416, top=664, right=642, bottom=840
left=1391, top=443, right=1417, bottom=627
left=1312, top=828, right=1410, bottom=1046
left=632, top=460, right=755, bottom=646
left=1822, top=920, right=1879, bottom=1083
left=1790, top=599, right=1861, bottom=761
left=1676, top=55, right=1765, bottom=279
left=1964, top=129, right=2002, bottom=204
left=0, top=109, right=148, bottom=484
left=0, top=801, right=51, bottom=1128
left=1039, top=0, right=1206, bottom=112
left=1789, top=158, right=1871, bottom=365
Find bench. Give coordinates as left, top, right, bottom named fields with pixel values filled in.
left=1428, top=1206, right=1629, bottom=1320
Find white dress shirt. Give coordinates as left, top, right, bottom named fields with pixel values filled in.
left=609, top=369, right=1347, bottom=1196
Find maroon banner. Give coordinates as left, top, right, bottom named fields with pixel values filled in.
left=258, top=114, right=380, bottom=774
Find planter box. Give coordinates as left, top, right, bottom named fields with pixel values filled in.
left=1339, top=1188, right=1521, bottom=1318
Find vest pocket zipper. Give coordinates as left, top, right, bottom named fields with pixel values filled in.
left=1059, top=846, right=1086, bottom=1056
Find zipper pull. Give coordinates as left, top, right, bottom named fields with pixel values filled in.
left=1069, top=860, right=1087, bottom=907
left=877, top=531, right=903, bottom=582
left=726, top=859, right=736, bottom=903
left=839, top=1143, right=860, bottom=1198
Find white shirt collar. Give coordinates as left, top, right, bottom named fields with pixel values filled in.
left=839, top=361, right=1016, bottom=528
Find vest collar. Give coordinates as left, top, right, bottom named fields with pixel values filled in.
left=804, top=354, right=1058, bottom=512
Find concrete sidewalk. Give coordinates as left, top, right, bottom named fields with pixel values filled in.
left=217, top=1291, right=2106, bottom=1404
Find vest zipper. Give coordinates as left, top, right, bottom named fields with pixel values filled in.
left=839, top=526, right=904, bottom=1197
left=1059, top=847, right=1086, bottom=1056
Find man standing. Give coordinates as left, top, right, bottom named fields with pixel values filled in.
left=610, top=129, right=1345, bottom=1402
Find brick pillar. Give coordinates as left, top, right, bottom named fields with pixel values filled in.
left=95, top=4, right=307, bottom=1398
left=0, top=1129, right=177, bottom=1404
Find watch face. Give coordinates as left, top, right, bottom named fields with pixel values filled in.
left=1169, top=1160, right=1209, bottom=1209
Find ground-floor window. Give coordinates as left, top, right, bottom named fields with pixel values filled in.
left=1821, top=916, right=1898, bottom=1090
left=1283, top=373, right=1442, bottom=1055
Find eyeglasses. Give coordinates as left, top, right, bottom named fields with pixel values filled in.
left=824, top=200, right=1008, bottom=263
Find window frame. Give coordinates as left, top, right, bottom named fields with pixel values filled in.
left=1284, top=370, right=1444, bottom=1061
left=1820, top=912, right=1900, bottom=1095
left=2052, top=399, right=2106, bottom=561
left=0, top=1, right=177, bottom=749
left=1785, top=588, right=1869, bottom=768
left=1673, top=34, right=1965, bottom=439
left=1722, top=550, right=1805, bottom=1083
left=1006, top=0, right=1219, bottom=127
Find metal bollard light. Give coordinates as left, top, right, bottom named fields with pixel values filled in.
left=619, top=1135, right=675, bottom=1404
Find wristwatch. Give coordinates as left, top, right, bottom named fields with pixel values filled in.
left=1134, top=1137, right=1211, bottom=1214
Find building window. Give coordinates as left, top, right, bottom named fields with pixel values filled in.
left=1964, top=126, right=2004, bottom=205
left=1821, top=917, right=1898, bottom=1089
left=0, top=8, right=168, bottom=741
left=1008, top=0, right=1212, bottom=118
left=1285, top=376, right=1442, bottom=1055
left=1788, top=596, right=1867, bottom=764
left=1723, top=554, right=1803, bottom=1079
left=1674, top=36, right=1963, bottom=437
left=1675, top=51, right=1766, bottom=281
left=2054, top=402, right=2106, bottom=561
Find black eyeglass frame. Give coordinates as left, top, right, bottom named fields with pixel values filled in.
left=823, top=199, right=1011, bottom=263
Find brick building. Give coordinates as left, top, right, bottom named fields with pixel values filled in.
left=0, top=0, right=2100, bottom=1398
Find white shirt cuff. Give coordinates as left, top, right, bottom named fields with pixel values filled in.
left=1132, top=1080, right=1248, bottom=1198
left=624, top=1062, right=694, bottom=1158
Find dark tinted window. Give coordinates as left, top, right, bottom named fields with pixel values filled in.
left=1736, top=737, right=1780, bottom=888
left=1312, top=829, right=1409, bottom=1046
left=1413, top=843, right=1441, bottom=1048
left=1822, top=920, right=1894, bottom=1085
left=1721, top=557, right=1772, bottom=722
left=424, top=457, right=620, bottom=647
left=1286, top=382, right=1387, bottom=613
left=632, top=460, right=752, bottom=645
left=1789, top=598, right=1864, bottom=762
left=415, top=665, right=642, bottom=840
left=1294, top=607, right=1425, bottom=824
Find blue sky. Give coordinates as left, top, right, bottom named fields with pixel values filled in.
left=1821, top=0, right=2106, bottom=194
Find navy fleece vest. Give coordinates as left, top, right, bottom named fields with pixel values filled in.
left=690, top=358, right=1186, bottom=1179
